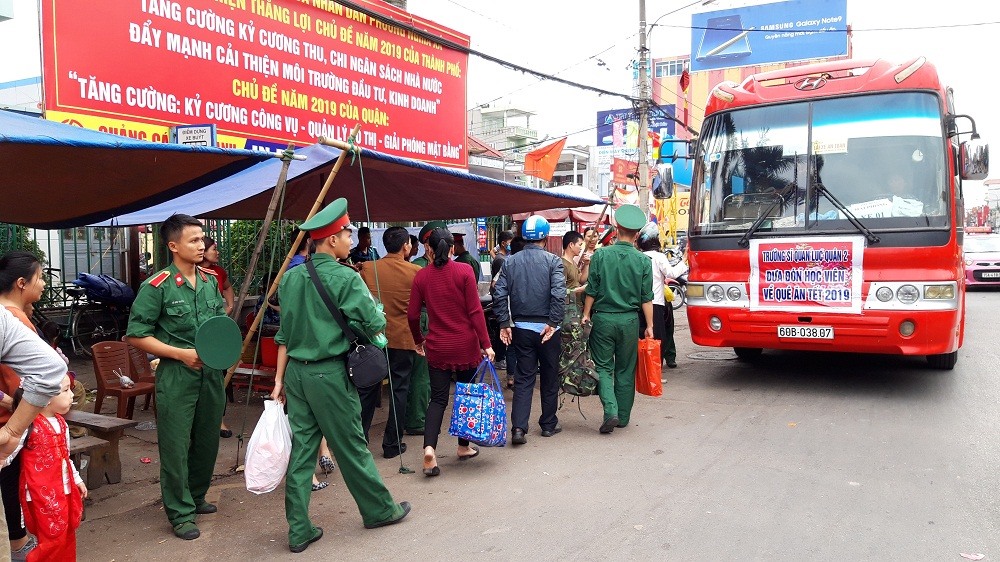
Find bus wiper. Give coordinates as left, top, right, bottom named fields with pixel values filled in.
left=737, top=196, right=784, bottom=248
left=813, top=183, right=880, bottom=244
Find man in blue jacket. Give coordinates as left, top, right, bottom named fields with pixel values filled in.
left=493, top=216, right=566, bottom=445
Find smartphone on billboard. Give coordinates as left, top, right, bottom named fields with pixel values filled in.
left=695, top=14, right=752, bottom=63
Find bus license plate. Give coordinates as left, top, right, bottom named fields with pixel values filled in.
left=777, top=325, right=834, bottom=339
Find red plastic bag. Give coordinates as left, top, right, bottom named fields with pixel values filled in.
left=635, top=337, right=662, bottom=397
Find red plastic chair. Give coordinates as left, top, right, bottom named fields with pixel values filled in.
left=91, top=341, right=155, bottom=419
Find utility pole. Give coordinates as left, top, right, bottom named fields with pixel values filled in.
left=637, top=0, right=651, bottom=214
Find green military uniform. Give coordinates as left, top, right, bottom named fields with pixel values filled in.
left=585, top=206, right=653, bottom=427
left=126, top=263, right=226, bottom=531
left=403, top=221, right=445, bottom=434
left=278, top=200, right=406, bottom=547
left=454, top=250, right=481, bottom=282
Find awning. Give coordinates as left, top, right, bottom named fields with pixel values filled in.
left=92, top=144, right=603, bottom=225
left=512, top=185, right=611, bottom=224
left=0, top=110, right=275, bottom=228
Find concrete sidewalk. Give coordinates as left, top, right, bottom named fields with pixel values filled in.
left=69, top=312, right=694, bottom=560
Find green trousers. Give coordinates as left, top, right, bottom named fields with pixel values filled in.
left=283, top=358, right=402, bottom=545
left=588, top=312, right=639, bottom=425
left=155, top=360, right=225, bottom=526
left=404, top=354, right=430, bottom=432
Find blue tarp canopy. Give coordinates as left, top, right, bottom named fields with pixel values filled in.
left=0, top=110, right=274, bottom=228
left=91, top=144, right=603, bottom=226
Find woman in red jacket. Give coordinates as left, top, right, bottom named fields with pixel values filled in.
left=407, top=228, right=494, bottom=477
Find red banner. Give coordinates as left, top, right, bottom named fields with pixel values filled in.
left=749, top=237, right=864, bottom=313
left=611, top=157, right=634, bottom=185
left=41, top=0, right=469, bottom=168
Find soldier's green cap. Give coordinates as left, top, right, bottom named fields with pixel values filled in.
left=418, top=220, right=448, bottom=243
left=614, top=204, right=647, bottom=231
left=299, top=198, right=355, bottom=240
left=195, top=315, right=243, bottom=370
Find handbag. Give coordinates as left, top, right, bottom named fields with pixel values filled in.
left=305, top=260, right=388, bottom=389
left=245, top=400, right=293, bottom=494
left=449, top=359, right=508, bottom=447
left=635, top=337, right=663, bottom=397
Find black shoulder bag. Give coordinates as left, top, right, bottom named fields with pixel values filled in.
left=305, top=260, right=388, bottom=389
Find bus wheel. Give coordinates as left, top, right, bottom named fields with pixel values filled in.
left=734, top=347, right=763, bottom=361
left=926, top=351, right=957, bottom=370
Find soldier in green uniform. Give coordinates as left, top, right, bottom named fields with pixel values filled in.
left=452, top=232, right=482, bottom=282
left=581, top=205, right=654, bottom=434
left=125, top=214, right=227, bottom=541
left=270, top=198, right=410, bottom=554
left=403, top=220, right=446, bottom=435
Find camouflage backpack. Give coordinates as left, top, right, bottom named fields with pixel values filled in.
left=559, top=301, right=599, bottom=397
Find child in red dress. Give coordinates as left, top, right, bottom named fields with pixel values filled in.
left=19, top=375, right=87, bottom=561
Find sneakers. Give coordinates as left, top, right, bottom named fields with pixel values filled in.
left=364, top=501, right=411, bottom=529
left=289, top=526, right=323, bottom=554
left=10, top=535, right=37, bottom=561
left=599, top=416, right=619, bottom=434
left=173, top=521, right=200, bottom=540
left=495, top=359, right=507, bottom=371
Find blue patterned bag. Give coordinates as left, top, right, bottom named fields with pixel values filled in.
left=448, top=359, right=507, bottom=447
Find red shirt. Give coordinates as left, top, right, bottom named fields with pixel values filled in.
left=408, top=260, right=490, bottom=371
left=206, top=264, right=228, bottom=294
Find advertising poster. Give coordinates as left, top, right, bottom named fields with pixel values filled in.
left=749, top=236, right=863, bottom=313
left=41, top=0, right=469, bottom=168
left=690, top=0, right=848, bottom=72
left=596, top=106, right=675, bottom=148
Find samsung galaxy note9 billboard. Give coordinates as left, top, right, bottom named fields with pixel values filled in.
left=690, top=0, right=848, bottom=72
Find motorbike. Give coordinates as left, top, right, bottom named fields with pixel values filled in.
left=665, top=247, right=688, bottom=310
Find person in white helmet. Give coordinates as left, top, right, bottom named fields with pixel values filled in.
left=493, top=216, right=566, bottom=445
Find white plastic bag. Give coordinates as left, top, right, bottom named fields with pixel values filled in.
left=244, top=400, right=292, bottom=494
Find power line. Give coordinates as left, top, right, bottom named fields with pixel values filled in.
left=333, top=0, right=636, bottom=102
left=655, top=20, right=1000, bottom=33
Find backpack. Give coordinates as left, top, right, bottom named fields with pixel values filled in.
left=73, top=273, right=136, bottom=307
left=559, top=301, right=599, bottom=398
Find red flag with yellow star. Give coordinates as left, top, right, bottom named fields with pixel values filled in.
left=523, top=138, right=567, bottom=181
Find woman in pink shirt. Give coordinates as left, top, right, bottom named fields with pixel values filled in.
left=408, top=228, right=494, bottom=477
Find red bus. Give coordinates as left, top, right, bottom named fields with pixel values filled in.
left=685, top=58, right=989, bottom=369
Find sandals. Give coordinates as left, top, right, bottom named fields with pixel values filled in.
left=423, top=448, right=440, bottom=477
left=457, top=445, right=480, bottom=461
left=318, top=455, right=335, bottom=474
left=311, top=480, right=329, bottom=492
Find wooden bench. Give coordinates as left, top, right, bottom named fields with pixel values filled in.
left=231, top=363, right=277, bottom=394
left=65, top=411, right=139, bottom=490
left=68, top=435, right=109, bottom=521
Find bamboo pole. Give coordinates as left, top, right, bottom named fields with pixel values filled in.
left=230, top=143, right=295, bottom=322
left=224, top=125, right=361, bottom=388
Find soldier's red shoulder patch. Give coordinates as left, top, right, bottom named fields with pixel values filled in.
left=149, top=271, right=170, bottom=288
left=198, top=266, right=217, bottom=276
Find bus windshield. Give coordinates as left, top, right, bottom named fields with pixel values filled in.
left=691, top=92, right=950, bottom=236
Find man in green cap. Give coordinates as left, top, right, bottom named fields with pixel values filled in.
left=452, top=232, right=482, bottom=282
left=271, top=198, right=410, bottom=554
left=126, top=214, right=227, bottom=541
left=403, top=220, right=446, bottom=435
left=582, top=204, right=654, bottom=434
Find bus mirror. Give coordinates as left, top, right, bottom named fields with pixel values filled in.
left=960, top=137, right=989, bottom=180
left=653, top=163, right=674, bottom=199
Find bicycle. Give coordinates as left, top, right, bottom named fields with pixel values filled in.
left=31, top=268, right=127, bottom=357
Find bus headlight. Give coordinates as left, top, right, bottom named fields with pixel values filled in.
left=896, top=284, right=920, bottom=304
left=876, top=287, right=894, bottom=302
left=923, top=285, right=955, bottom=300
left=709, top=316, right=723, bottom=331
left=726, top=286, right=742, bottom=301
left=706, top=284, right=725, bottom=302
left=687, top=284, right=704, bottom=298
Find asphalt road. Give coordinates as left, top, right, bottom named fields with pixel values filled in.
left=78, top=291, right=1000, bottom=561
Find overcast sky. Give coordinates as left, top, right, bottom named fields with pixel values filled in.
left=3, top=0, right=998, bottom=195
